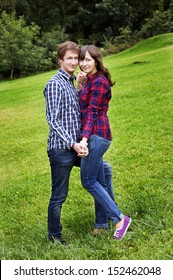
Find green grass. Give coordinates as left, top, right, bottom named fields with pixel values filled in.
left=0, top=33, right=173, bottom=260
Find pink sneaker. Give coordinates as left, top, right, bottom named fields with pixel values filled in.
left=114, top=215, right=131, bottom=240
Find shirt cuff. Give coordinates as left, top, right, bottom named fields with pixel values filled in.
left=81, top=132, right=90, bottom=139
left=66, top=139, right=75, bottom=150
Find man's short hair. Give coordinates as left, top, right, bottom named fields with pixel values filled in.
left=57, top=41, right=80, bottom=61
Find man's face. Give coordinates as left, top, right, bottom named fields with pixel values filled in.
left=59, top=50, right=79, bottom=75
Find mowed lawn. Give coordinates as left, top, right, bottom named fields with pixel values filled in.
left=0, top=33, right=173, bottom=260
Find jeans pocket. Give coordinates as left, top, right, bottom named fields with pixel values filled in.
left=88, top=135, right=111, bottom=156
left=101, top=139, right=111, bottom=155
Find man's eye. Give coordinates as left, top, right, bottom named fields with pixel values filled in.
left=67, top=57, right=78, bottom=60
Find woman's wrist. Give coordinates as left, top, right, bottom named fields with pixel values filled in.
left=80, top=137, right=88, bottom=146
left=77, top=83, right=83, bottom=91
left=80, top=140, right=88, bottom=146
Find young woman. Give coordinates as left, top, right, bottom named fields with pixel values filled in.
left=77, top=45, right=131, bottom=240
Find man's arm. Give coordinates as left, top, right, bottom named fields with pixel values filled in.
left=45, top=80, right=75, bottom=149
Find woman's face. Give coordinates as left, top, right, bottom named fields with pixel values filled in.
left=79, top=51, right=97, bottom=76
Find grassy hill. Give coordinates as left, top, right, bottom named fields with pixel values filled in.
left=0, top=33, right=173, bottom=260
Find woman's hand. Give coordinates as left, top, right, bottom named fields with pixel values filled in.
left=76, top=71, right=87, bottom=91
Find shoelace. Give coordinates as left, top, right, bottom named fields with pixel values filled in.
left=114, top=230, right=120, bottom=237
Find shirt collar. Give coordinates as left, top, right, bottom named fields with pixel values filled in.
left=58, top=68, right=76, bottom=81
left=87, top=71, right=101, bottom=81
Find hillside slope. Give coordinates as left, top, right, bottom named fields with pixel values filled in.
left=0, top=33, right=173, bottom=260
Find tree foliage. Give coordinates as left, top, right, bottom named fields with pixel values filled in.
left=138, top=9, right=173, bottom=38
left=0, top=11, right=50, bottom=79
left=1, top=0, right=172, bottom=42
left=0, top=0, right=172, bottom=79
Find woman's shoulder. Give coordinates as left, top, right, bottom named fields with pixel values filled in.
left=92, top=72, right=109, bottom=87
left=90, top=71, right=105, bottom=81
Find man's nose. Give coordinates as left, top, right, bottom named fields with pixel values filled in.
left=71, top=58, right=78, bottom=63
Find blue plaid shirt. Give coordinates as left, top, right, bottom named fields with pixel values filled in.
left=43, top=69, right=81, bottom=150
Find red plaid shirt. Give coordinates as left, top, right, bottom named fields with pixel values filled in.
left=79, top=71, right=112, bottom=140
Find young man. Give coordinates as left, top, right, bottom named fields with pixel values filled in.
left=43, top=41, right=88, bottom=245
left=43, top=41, right=114, bottom=245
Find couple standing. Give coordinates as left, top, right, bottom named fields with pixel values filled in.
left=43, top=41, right=131, bottom=245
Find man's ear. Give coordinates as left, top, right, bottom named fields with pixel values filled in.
left=57, top=58, right=62, bottom=66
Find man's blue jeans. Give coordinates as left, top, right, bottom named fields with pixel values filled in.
left=80, top=135, right=124, bottom=226
left=47, top=148, right=114, bottom=238
left=47, top=149, right=78, bottom=238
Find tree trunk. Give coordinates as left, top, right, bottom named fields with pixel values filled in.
left=10, top=67, right=14, bottom=79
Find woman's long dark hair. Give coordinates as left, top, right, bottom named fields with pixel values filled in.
left=79, top=45, right=115, bottom=86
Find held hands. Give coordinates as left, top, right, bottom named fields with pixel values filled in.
left=72, top=142, right=89, bottom=157
left=79, top=141, right=89, bottom=157
left=79, top=137, right=88, bottom=157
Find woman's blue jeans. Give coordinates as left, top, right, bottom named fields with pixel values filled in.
left=95, top=161, right=117, bottom=228
left=47, top=148, right=115, bottom=238
left=80, top=135, right=124, bottom=226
